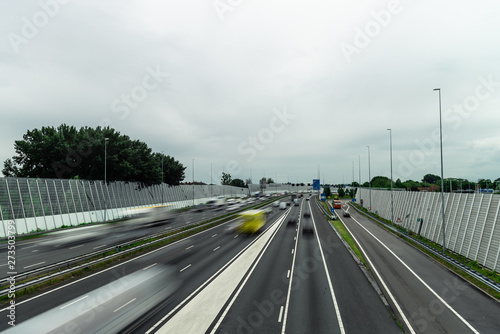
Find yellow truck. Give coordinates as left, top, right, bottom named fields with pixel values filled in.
left=237, top=210, right=266, bottom=234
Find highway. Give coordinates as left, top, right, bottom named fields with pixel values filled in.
left=1, top=194, right=499, bottom=333
left=335, top=199, right=500, bottom=333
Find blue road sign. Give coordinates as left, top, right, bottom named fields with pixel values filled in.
left=320, top=193, right=325, bottom=201
left=313, top=179, right=320, bottom=190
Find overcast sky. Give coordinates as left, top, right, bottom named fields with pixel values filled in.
left=1, top=0, right=499, bottom=185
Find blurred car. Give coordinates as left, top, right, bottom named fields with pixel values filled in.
left=303, top=211, right=311, bottom=218
left=343, top=211, right=351, bottom=217
left=273, top=201, right=280, bottom=207
left=287, top=217, right=297, bottom=226
left=302, top=219, right=314, bottom=235
left=279, top=202, right=287, bottom=210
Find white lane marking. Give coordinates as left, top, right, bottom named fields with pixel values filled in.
left=185, top=245, right=194, bottom=250
left=281, top=212, right=301, bottom=334
left=0, top=264, right=7, bottom=267
left=287, top=270, right=290, bottom=279
left=340, top=217, right=415, bottom=334
left=212, top=234, right=217, bottom=238
left=93, top=244, right=107, bottom=250
left=213, top=246, right=220, bottom=251
left=31, top=250, right=39, bottom=253
left=180, top=264, right=191, bottom=272
left=309, top=202, right=345, bottom=334
left=350, top=216, right=479, bottom=334
left=142, top=263, right=157, bottom=271
left=278, top=306, right=284, bottom=323
left=69, top=245, right=83, bottom=249
left=23, top=261, right=45, bottom=269
left=113, top=298, right=136, bottom=313
left=209, top=214, right=287, bottom=334
left=291, top=249, right=294, bottom=254
left=0, top=217, right=241, bottom=314
left=234, top=235, right=239, bottom=238
left=60, top=295, right=88, bottom=309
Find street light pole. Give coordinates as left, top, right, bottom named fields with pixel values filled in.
left=367, top=145, right=371, bottom=212
left=192, top=158, right=195, bottom=206
left=104, top=137, right=109, bottom=222
left=434, top=88, right=446, bottom=253
left=161, top=151, right=164, bottom=205
left=358, top=155, right=361, bottom=186
left=388, top=129, right=394, bottom=226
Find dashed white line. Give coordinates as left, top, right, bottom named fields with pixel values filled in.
left=113, top=298, right=136, bottom=313
left=60, top=295, right=88, bottom=309
left=142, top=263, right=157, bottom=271
left=287, top=270, right=290, bottom=279
left=180, top=264, right=191, bottom=272
left=213, top=246, right=220, bottom=251
left=93, top=244, right=107, bottom=250
left=24, top=261, right=45, bottom=269
left=212, top=234, right=217, bottom=238
left=185, top=245, right=194, bottom=250
left=69, top=245, right=83, bottom=250
left=291, top=249, right=294, bottom=254
left=278, top=306, right=284, bottom=323
left=31, top=250, right=39, bottom=253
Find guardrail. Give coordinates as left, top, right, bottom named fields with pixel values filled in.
left=348, top=202, right=500, bottom=295
left=0, top=196, right=281, bottom=296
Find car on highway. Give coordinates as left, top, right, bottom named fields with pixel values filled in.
left=279, top=202, right=287, bottom=210
left=287, top=217, right=297, bottom=226
left=302, top=219, right=314, bottom=235
left=343, top=211, right=350, bottom=217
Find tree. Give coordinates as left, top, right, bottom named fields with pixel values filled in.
left=221, top=172, right=232, bottom=185
left=267, top=178, right=274, bottom=184
left=245, top=178, right=252, bottom=187
left=338, top=188, right=345, bottom=197
left=324, top=186, right=331, bottom=197
left=371, top=176, right=391, bottom=188
left=422, top=173, right=441, bottom=184
left=230, top=178, right=245, bottom=188
left=2, top=124, right=185, bottom=185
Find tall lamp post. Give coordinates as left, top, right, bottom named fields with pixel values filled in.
left=367, top=145, right=371, bottom=211
left=192, top=158, right=195, bottom=206
left=358, top=155, right=361, bottom=186
left=434, top=88, right=446, bottom=253
left=388, top=129, right=394, bottom=226
left=161, top=151, right=164, bottom=205
left=104, top=137, right=109, bottom=222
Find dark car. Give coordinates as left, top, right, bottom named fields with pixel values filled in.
left=303, top=211, right=311, bottom=218
left=302, top=219, right=314, bottom=234
left=343, top=211, right=350, bottom=217
left=287, top=217, right=297, bottom=226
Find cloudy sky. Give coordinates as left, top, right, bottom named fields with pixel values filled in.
left=1, top=0, right=500, bottom=185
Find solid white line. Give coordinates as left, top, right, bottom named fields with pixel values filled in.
left=281, top=211, right=301, bottom=334
left=341, top=216, right=416, bottom=334
left=310, top=202, right=345, bottom=334
left=60, top=295, right=88, bottom=309
left=0, top=217, right=240, bottom=314
left=213, top=246, right=220, bottom=251
left=142, top=263, right=157, bottom=271
left=93, top=244, right=107, bottom=250
left=350, top=216, right=479, bottom=333
left=278, top=306, right=284, bottom=323
left=113, top=298, right=136, bottom=313
left=180, top=264, right=191, bottom=272
left=209, top=213, right=288, bottom=334
left=24, top=261, right=45, bottom=269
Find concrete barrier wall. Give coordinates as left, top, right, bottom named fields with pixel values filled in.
left=356, top=188, right=500, bottom=271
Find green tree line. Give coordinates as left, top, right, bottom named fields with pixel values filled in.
left=2, top=124, right=185, bottom=186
